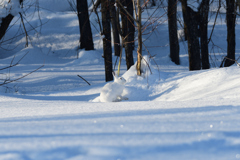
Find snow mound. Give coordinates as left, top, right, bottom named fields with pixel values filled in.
left=155, top=65, right=240, bottom=101
left=95, top=56, right=240, bottom=102
left=121, top=55, right=161, bottom=101
left=94, top=55, right=161, bottom=102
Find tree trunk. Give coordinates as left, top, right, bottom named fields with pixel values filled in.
left=77, top=0, right=94, bottom=50
left=109, top=0, right=121, bottom=56
left=152, top=0, right=156, bottom=6
left=181, top=8, right=188, bottom=41
left=125, top=0, right=134, bottom=69
left=102, top=0, right=113, bottom=81
left=136, top=0, right=142, bottom=75
left=199, top=0, right=210, bottom=69
left=168, top=0, right=180, bottom=65
left=224, top=0, right=236, bottom=67
left=0, top=14, right=14, bottom=41
left=120, top=0, right=128, bottom=47
left=181, top=1, right=201, bottom=70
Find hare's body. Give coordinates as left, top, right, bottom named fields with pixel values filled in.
left=99, top=74, right=126, bottom=102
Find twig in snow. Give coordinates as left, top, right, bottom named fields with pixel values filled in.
left=77, top=75, right=91, bottom=85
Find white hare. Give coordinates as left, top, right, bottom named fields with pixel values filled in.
left=99, top=73, right=127, bottom=102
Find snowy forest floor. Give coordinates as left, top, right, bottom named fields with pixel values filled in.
left=0, top=1, right=240, bottom=159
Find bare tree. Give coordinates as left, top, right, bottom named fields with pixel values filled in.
left=76, top=0, right=94, bottom=50
left=136, top=0, right=142, bottom=75
left=181, top=1, right=201, bottom=70
left=0, top=15, right=14, bottom=41
left=168, top=0, right=179, bottom=65
left=199, top=0, right=210, bottom=69
left=101, top=0, right=113, bottom=81
left=125, top=0, right=135, bottom=69
left=116, top=0, right=135, bottom=70
left=109, top=0, right=121, bottom=56
left=116, top=0, right=142, bottom=75
left=224, top=0, right=236, bottom=67
left=119, top=0, right=128, bottom=47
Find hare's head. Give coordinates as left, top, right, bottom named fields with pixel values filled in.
left=112, top=72, right=126, bottom=85
left=115, top=76, right=126, bottom=85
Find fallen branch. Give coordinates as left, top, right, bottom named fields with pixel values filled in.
left=77, top=75, right=91, bottom=85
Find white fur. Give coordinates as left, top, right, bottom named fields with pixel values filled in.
left=99, top=74, right=127, bottom=102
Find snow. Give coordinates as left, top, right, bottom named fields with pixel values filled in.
left=0, top=0, right=21, bottom=21
left=0, top=0, right=240, bottom=159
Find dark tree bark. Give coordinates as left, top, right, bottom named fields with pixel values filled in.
left=125, top=0, right=134, bottom=69
left=120, top=0, right=128, bottom=47
left=76, top=0, right=94, bottom=50
left=181, top=1, right=201, bottom=70
left=109, top=0, right=121, bottom=56
left=151, top=0, right=156, bottom=6
left=168, top=0, right=180, bottom=65
left=199, top=0, right=210, bottom=69
left=0, top=14, right=14, bottom=41
left=224, top=0, right=236, bottom=67
left=102, top=0, right=113, bottom=81
left=181, top=9, right=188, bottom=41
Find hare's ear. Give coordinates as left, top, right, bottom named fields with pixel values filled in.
left=112, top=71, right=120, bottom=82
left=112, top=71, right=117, bottom=80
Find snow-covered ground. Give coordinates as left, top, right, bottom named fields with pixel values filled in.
left=1, top=0, right=240, bottom=159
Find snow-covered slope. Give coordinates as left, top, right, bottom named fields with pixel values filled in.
left=155, top=66, right=240, bottom=101
left=0, top=1, right=240, bottom=159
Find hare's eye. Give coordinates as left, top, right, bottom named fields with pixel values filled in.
left=120, top=77, right=122, bottom=80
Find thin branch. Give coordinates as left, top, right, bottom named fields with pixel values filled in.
left=19, top=12, right=29, bottom=47
left=221, top=56, right=240, bottom=67
left=116, top=0, right=139, bottom=25
left=0, top=52, right=29, bottom=71
left=77, top=75, right=91, bottom=85
left=208, top=0, right=221, bottom=44
left=0, top=64, right=44, bottom=86
left=92, top=0, right=103, bottom=34
left=132, top=0, right=137, bottom=20
left=94, top=0, right=101, bottom=9
left=0, top=20, right=49, bottom=45
left=143, top=42, right=160, bottom=81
